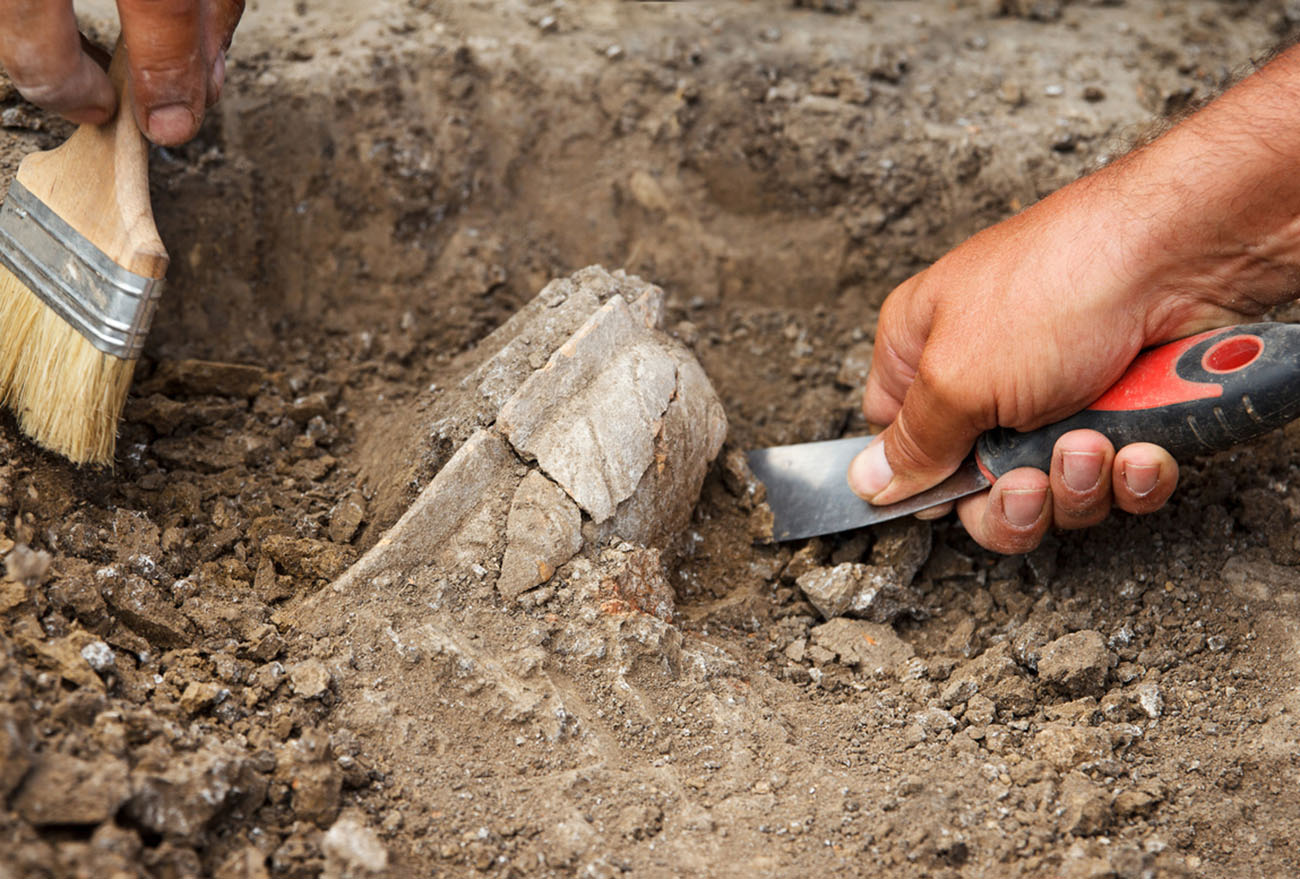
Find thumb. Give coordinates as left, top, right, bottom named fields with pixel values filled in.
left=848, top=364, right=986, bottom=505
left=119, top=0, right=205, bottom=145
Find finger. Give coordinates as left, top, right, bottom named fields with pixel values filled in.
left=850, top=352, right=989, bottom=505
left=1112, top=443, right=1178, bottom=514
left=118, top=0, right=205, bottom=145
left=1048, top=429, right=1115, bottom=530
left=914, top=500, right=953, bottom=521
left=955, top=468, right=1052, bottom=554
left=861, top=275, right=929, bottom=428
left=202, top=0, right=245, bottom=103
left=0, top=0, right=115, bottom=123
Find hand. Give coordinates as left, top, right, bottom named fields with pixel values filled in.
left=0, top=0, right=244, bottom=146
left=846, top=44, right=1300, bottom=553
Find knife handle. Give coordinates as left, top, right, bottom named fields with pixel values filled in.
left=975, top=322, right=1300, bottom=479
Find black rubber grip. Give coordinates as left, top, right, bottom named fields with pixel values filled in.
left=975, top=322, right=1300, bottom=479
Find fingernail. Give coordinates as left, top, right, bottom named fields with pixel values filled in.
left=1062, top=450, right=1104, bottom=492
left=1123, top=463, right=1159, bottom=497
left=146, top=104, right=197, bottom=144
left=848, top=439, right=893, bottom=500
left=1000, top=488, right=1047, bottom=527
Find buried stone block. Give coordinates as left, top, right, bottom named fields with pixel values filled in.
left=301, top=266, right=726, bottom=618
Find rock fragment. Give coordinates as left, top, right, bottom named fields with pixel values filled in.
left=279, top=730, right=342, bottom=827
left=13, top=754, right=130, bottom=826
left=1038, top=631, right=1111, bottom=696
left=498, top=471, right=584, bottom=600
left=289, top=658, right=333, bottom=699
left=328, top=491, right=368, bottom=544
left=498, top=296, right=678, bottom=523
left=146, top=359, right=267, bottom=397
left=4, top=544, right=52, bottom=586
left=98, top=569, right=196, bottom=648
left=1011, top=607, right=1067, bottom=670
left=1034, top=723, right=1113, bottom=770
left=941, top=642, right=1019, bottom=706
left=796, top=562, right=922, bottom=621
left=1060, top=772, right=1112, bottom=836
left=598, top=546, right=676, bottom=622
left=869, top=519, right=932, bottom=584
left=0, top=704, right=32, bottom=799
left=126, top=745, right=268, bottom=841
left=323, top=811, right=389, bottom=877
left=834, top=339, right=874, bottom=389
left=809, top=618, right=913, bottom=674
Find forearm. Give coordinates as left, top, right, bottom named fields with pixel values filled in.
left=1100, top=45, right=1300, bottom=321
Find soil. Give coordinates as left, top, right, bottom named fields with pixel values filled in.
left=3, top=1, right=1300, bottom=877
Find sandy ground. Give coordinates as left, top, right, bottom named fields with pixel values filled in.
left=3, top=1, right=1300, bottom=877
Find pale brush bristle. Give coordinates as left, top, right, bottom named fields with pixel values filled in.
left=0, top=264, right=134, bottom=466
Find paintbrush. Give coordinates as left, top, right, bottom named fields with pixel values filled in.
left=0, top=42, right=168, bottom=465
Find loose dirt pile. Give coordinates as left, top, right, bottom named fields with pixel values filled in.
left=3, top=1, right=1300, bottom=877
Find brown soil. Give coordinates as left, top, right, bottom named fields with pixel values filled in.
left=3, top=1, right=1300, bottom=877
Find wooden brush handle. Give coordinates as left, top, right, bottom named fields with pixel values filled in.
left=12, top=41, right=168, bottom=280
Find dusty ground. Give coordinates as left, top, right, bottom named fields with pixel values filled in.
left=3, top=0, right=1300, bottom=876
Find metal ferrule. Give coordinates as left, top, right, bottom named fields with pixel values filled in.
left=0, top=180, right=163, bottom=360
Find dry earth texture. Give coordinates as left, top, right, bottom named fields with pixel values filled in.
left=2, top=0, right=1300, bottom=877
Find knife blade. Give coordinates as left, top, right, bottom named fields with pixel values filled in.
left=748, top=322, right=1300, bottom=541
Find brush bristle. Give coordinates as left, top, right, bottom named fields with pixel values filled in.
left=0, top=264, right=135, bottom=466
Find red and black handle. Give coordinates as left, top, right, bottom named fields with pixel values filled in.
left=975, top=322, right=1300, bottom=479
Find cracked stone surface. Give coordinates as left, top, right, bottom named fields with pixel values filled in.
left=499, top=295, right=680, bottom=523
left=498, top=471, right=584, bottom=600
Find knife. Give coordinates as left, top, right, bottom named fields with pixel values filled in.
left=748, top=322, right=1300, bottom=541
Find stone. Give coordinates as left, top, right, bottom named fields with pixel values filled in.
left=809, top=618, right=914, bottom=674
left=1135, top=681, right=1163, bottom=719
left=1220, top=549, right=1300, bottom=601
left=499, top=296, right=678, bottom=522
left=215, top=846, right=271, bottom=879
left=13, top=754, right=130, bottom=826
left=498, top=471, right=584, bottom=600
left=835, top=339, right=874, bottom=389
left=0, top=704, right=32, bottom=799
left=1060, top=772, right=1112, bottom=836
left=320, top=430, right=520, bottom=603
left=145, top=359, right=268, bottom=398
left=1038, top=631, right=1111, bottom=696
left=1011, top=608, right=1067, bottom=671
left=597, top=546, right=677, bottom=622
left=1034, top=723, right=1113, bottom=770
left=180, top=681, right=227, bottom=714
left=80, top=640, right=115, bottom=672
left=1113, top=781, right=1164, bottom=819
left=323, top=811, right=389, bottom=877
left=289, top=658, right=333, bottom=699
left=125, top=745, right=268, bottom=841
left=279, top=731, right=342, bottom=827
left=98, top=569, right=196, bottom=648
left=261, top=536, right=354, bottom=582
left=4, top=544, right=52, bottom=586
left=795, top=563, right=923, bottom=622
left=868, top=519, right=931, bottom=585
left=328, top=491, right=368, bottom=544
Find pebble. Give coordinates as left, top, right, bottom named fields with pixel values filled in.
left=1037, top=631, right=1111, bottom=696
left=289, top=659, right=333, bottom=700
left=5, top=544, right=52, bottom=587
left=323, top=812, right=389, bottom=875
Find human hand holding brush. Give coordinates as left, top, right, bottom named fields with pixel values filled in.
left=0, top=0, right=244, bottom=145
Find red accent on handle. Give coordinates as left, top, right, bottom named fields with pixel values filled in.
left=1088, top=328, right=1223, bottom=412
left=1202, top=335, right=1263, bottom=373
